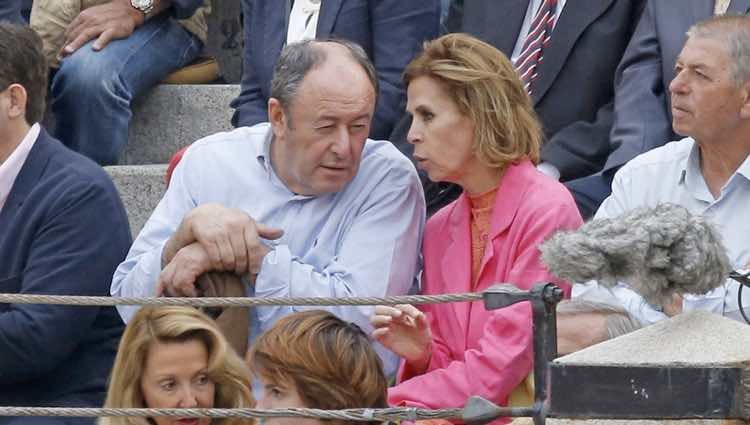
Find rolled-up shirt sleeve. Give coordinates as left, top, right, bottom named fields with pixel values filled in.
left=110, top=148, right=201, bottom=323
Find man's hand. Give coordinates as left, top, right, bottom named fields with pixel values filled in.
left=62, top=0, right=145, bottom=56
left=662, top=293, right=684, bottom=317
left=371, top=304, right=433, bottom=373
left=157, top=242, right=212, bottom=297
left=181, top=204, right=284, bottom=274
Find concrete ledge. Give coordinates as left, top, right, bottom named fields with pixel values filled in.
left=106, top=164, right=167, bottom=237
left=123, top=84, right=239, bottom=165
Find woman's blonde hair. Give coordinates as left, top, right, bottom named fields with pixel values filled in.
left=404, top=33, right=542, bottom=168
left=100, top=306, right=254, bottom=425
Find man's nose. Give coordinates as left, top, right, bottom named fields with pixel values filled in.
left=330, top=126, right=352, bottom=159
left=669, top=72, right=688, bottom=95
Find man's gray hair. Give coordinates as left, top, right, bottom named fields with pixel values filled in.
left=557, top=299, right=643, bottom=340
left=270, top=38, right=379, bottom=111
left=687, top=14, right=750, bottom=85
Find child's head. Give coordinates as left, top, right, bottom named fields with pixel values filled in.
left=249, top=310, right=388, bottom=425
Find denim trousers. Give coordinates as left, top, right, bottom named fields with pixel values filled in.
left=50, top=14, right=202, bottom=165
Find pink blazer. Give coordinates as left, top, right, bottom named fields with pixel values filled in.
left=388, top=160, right=582, bottom=417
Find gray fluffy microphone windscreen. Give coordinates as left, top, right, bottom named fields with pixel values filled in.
left=539, top=203, right=731, bottom=305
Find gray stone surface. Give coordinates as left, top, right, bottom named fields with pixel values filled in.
left=538, top=312, right=750, bottom=425
left=122, top=84, right=239, bottom=165
left=556, top=311, right=750, bottom=366
left=106, top=164, right=167, bottom=237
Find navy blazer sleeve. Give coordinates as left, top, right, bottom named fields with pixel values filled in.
left=231, top=0, right=267, bottom=129
left=0, top=177, right=131, bottom=383
left=539, top=0, right=646, bottom=180
left=603, top=0, right=674, bottom=172
left=169, top=0, right=204, bottom=19
left=366, top=0, right=440, bottom=139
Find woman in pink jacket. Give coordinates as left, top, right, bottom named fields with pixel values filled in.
left=370, top=33, right=582, bottom=420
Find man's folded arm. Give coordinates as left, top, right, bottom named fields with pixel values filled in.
left=255, top=175, right=425, bottom=332
left=111, top=147, right=200, bottom=322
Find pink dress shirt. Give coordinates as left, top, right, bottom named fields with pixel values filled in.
left=388, top=160, right=582, bottom=422
left=0, top=123, right=40, bottom=212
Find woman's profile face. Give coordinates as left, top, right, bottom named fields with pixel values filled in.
left=256, top=375, right=324, bottom=425
left=406, top=75, right=477, bottom=186
left=140, top=339, right=216, bottom=425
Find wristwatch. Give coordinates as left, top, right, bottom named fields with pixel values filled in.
left=130, top=0, right=155, bottom=16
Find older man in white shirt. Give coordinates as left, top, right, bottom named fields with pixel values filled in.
left=575, top=14, right=750, bottom=324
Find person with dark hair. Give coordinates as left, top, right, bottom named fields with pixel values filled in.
left=36, top=0, right=209, bottom=165
left=0, top=23, right=131, bottom=424
left=249, top=310, right=387, bottom=425
left=229, top=0, right=440, bottom=141
left=112, top=39, right=425, bottom=376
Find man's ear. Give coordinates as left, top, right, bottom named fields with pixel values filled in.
left=6, top=84, right=28, bottom=121
left=740, top=81, right=750, bottom=120
left=268, top=98, right=288, bottom=135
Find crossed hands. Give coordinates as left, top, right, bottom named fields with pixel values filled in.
left=61, top=0, right=146, bottom=57
left=370, top=305, right=433, bottom=374
left=157, top=204, right=284, bottom=297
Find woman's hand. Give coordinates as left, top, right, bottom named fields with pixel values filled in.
left=371, top=304, right=433, bottom=373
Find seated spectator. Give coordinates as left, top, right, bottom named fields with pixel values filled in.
left=574, top=15, right=750, bottom=325
left=395, top=0, right=645, bottom=217
left=100, top=306, right=254, bottom=425
left=369, top=33, right=582, bottom=419
left=229, top=0, right=440, bottom=140
left=0, top=23, right=131, bottom=424
left=248, top=310, right=387, bottom=425
left=35, top=0, right=209, bottom=165
left=111, top=39, right=425, bottom=376
left=599, top=0, right=750, bottom=220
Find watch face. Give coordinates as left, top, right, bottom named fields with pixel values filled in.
left=132, top=0, right=153, bottom=9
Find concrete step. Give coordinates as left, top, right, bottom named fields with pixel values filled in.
left=123, top=84, right=239, bottom=165
left=106, top=164, right=167, bottom=237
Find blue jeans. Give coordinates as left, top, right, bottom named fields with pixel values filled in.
left=50, top=15, right=202, bottom=165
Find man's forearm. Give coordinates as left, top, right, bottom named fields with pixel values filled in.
left=161, top=216, right=195, bottom=267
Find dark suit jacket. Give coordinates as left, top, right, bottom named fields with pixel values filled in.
left=605, top=0, right=750, bottom=172
left=230, top=0, right=441, bottom=140
left=0, top=129, right=130, bottom=418
left=445, top=0, right=645, bottom=181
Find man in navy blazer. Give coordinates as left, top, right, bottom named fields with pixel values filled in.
left=230, top=0, right=441, bottom=140
left=0, top=24, right=131, bottom=424
left=395, top=0, right=645, bottom=217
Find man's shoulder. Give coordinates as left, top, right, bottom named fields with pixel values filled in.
left=359, top=138, right=419, bottom=184
left=189, top=124, right=269, bottom=154
left=617, top=138, right=694, bottom=179
left=39, top=133, right=120, bottom=198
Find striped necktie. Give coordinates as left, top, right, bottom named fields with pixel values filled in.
left=515, top=0, right=558, bottom=95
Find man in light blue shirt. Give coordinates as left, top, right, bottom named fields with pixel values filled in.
left=574, top=15, right=750, bottom=325
left=111, top=39, right=425, bottom=374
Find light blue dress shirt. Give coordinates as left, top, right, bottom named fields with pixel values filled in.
left=574, top=137, right=750, bottom=324
left=111, top=123, right=425, bottom=374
